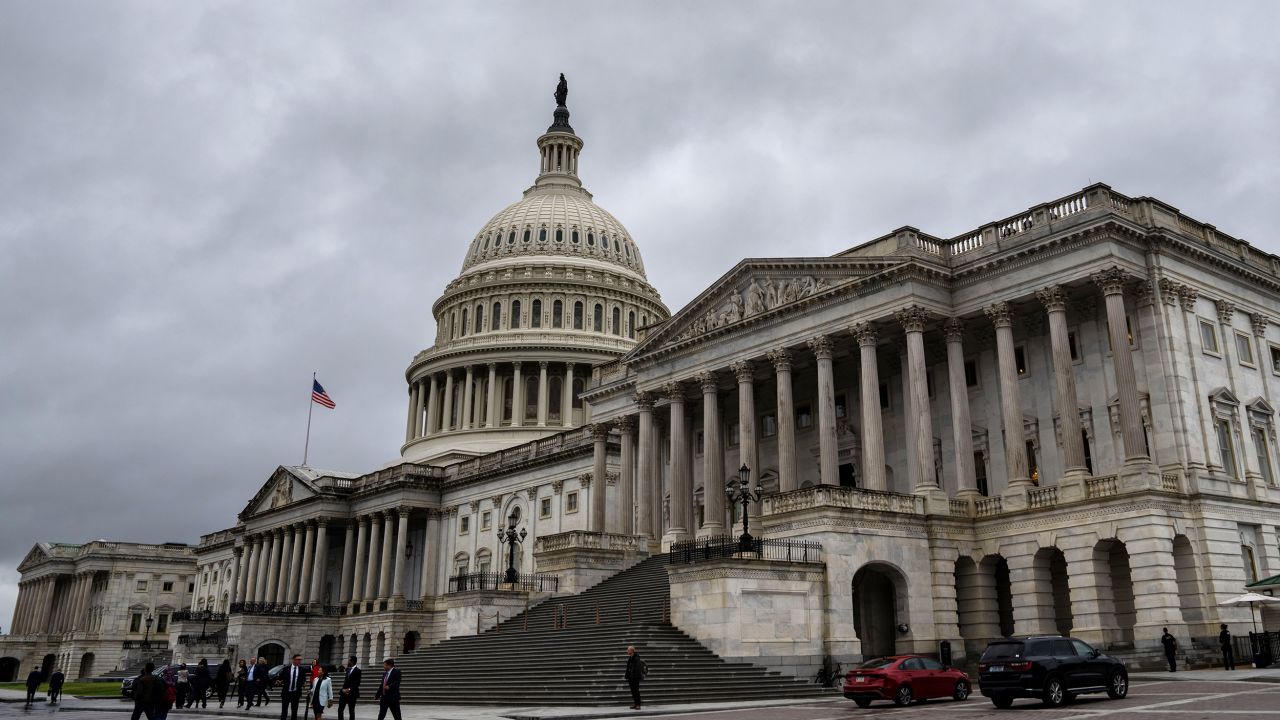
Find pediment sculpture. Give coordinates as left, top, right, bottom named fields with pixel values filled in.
left=674, top=275, right=833, bottom=341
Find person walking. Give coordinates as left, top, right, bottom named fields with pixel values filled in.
left=338, top=655, right=361, bottom=720
left=189, top=658, right=211, bottom=708
left=624, top=645, right=646, bottom=710
left=310, top=666, right=334, bottom=720
left=253, top=657, right=272, bottom=707
left=280, top=654, right=306, bottom=720
left=24, top=667, right=43, bottom=709
left=175, top=663, right=190, bottom=708
left=129, top=663, right=158, bottom=720
left=373, top=658, right=401, bottom=720
left=215, top=659, right=233, bottom=708
left=1160, top=628, right=1178, bottom=672
left=155, top=665, right=177, bottom=720
left=236, top=658, right=249, bottom=708
left=48, top=667, right=65, bottom=704
left=1220, top=623, right=1236, bottom=670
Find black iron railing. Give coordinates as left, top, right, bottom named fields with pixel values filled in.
left=122, top=640, right=169, bottom=649
left=172, top=611, right=227, bottom=623
left=177, top=631, right=227, bottom=645
left=447, top=572, right=559, bottom=593
left=229, top=602, right=311, bottom=616
left=668, top=536, right=822, bottom=564
left=321, top=605, right=347, bottom=617
left=404, top=600, right=426, bottom=611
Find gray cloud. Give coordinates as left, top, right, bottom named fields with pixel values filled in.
left=1, top=0, right=1276, bottom=625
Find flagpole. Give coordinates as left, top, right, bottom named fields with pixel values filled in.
left=303, top=371, right=315, bottom=467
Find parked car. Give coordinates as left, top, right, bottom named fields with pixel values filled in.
left=120, top=665, right=214, bottom=700
left=842, top=655, right=971, bottom=707
left=978, top=636, right=1128, bottom=708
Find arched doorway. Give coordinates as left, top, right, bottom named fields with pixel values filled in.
left=1034, top=547, right=1073, bottom=636
left=403, top=631, right=420, bottom=654
left=852, top=563, right=908, bottom=659
left=78, top=653, right=95, bottom=680
left=318, top=636, right=336, bottom=666
left=0, top=657, right=19, bottom=682
left=1173, top=535, right=1204, bottom=623
left=954, top=556, right=1000, bottom=655
left=257, top=642, right=286, bottom=668
left=1094, top=539, right=1136, bottom=647
left=41, top=654, right=55, bottom=679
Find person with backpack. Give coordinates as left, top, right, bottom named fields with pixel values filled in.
left=624, top=645, right=647, bottom=710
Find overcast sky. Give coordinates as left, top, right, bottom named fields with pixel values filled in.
left=1, top=1, right=1277, bottom=629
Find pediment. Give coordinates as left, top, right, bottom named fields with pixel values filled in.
left=16, top=544, right=52, bottom=573
left=241, top=466, right=319, bottom=518
left=1247, top=397, right=1275, bottom=416
left=1207, top=387, right=1239, bottom=406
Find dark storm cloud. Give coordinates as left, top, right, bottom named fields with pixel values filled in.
left=1, top=0, right=1276, bottom=622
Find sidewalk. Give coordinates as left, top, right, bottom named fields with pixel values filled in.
left=1129, top=665, right=1280, bottom=683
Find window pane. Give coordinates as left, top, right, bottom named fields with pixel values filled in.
left=1201, top=321, right=1218, bottom=352
left=1237, top=334, right=1254, bottom=363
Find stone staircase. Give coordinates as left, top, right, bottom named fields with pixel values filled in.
left=397, top=554, right=828, bottom=705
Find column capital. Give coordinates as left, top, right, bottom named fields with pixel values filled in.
left=632, top=390, right=655, bottom=409
left=983, top=301, right=1014, bottom=329
left=807, top=335, right=834, bottom=360
left=1090, top=266, right=1131, bottom=296
left=591, top=422, right=611, bottom=440
left=232, top=545, right=244, bottom=558
left=696, top=371, right=719, bottom=394
left=565, top=361, right=574, bottom=371
left=895, top=306, right=930, bottom=334
left=551, top=479, right=564, bottom=494
left=512, top=360, right=523, bottom=370
left=1036, top=285, right=1069, bottom=313
left=1177, top=285, right=1200, bottom=312
left=1157, top=277, right=1180, bottom=306
left=729, top=360, right=754, bottom=382
left=539, top=360, right=549, bottom=369
left=767, top=347, right=792, bottom=371
left=579, top=472, right=593, bottom=488
left=315, top=517, right=330, bottom=528
left=851, top=322, right=878, bottom=347
left=661, top=381, right=686, bottom=402
left=487, top=361, right=497, bottom=370
left=357, top=514, right=371, bottom=527
left=1252, top=313, right=1270, bottom=337
left=1133, top=280, right=1155, bottom=307
left=525, top=486, right=540, bottom=500
left=1215, top=298, right=1236, bottom=324
left=942, top=317, right=965, bottom=343
left=396, top=505, right=414, bottom=518
left=615, top=415, right=636, bottom=433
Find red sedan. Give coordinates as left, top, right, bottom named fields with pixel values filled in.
left=843, top=655, right=972, bottom=707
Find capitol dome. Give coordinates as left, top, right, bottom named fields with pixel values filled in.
left=400, top=81, right=669, bottom=465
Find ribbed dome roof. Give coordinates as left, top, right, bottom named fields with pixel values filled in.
left=460, top=189, right=647, bottom=276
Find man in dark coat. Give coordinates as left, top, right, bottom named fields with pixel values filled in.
left=624, top=645, right=646, bottom=710
left=130, top=662, right=158, bottom=720
left=48, top=668, right=65, bottom=703
left=373, top=658, right=401, bottom=720
left=1160, top=628, right=1178, bottom=672
left=1220, top=623, right=1236, bottom=670
left=250, top=656, right=271, bottom=707
left=278, top=654, right=305, bottom=720
left=338, top=655, right=361, bottom=720
left=24, top=667, right=42, bottom=708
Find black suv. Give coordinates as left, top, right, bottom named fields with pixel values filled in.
left=978, top=636, right=1128, bottom=708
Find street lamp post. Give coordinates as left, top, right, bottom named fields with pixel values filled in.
left=496, top=510, right=528, bottom=585
left=725, top=464, right=762, bottom=552
left=198, top=609, right=212, bottom=642
left=142, top=613, right=155, bottom=649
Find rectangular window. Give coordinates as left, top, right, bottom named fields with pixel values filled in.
left=136, top=580, right=148, bottom=592
left=1014, top=346, right=1028, bottom=375
left=1068, top=331, right=1080, bottom=362
left=761, top=413, right=777, bottom=438
left=834, top=393, right=847, bottom=419
left=1271, top=345, right=1280, bottom=374
left=130, top=613, right=142, bottom=633
left=1201, top=320, right=1220, bottom=353
left=694, top=430, right=704, bottom=455
left=879, top=383, right=890, bottom=410
left=1242, top=546, right=1259, bottom=584
left=964, top=359, right=979, bottom=388
left=1082, top=430, right=1094, bottom=475
left=796, top=404, right=812, bottom=430
left=162, top=581, right=173, bottom=592
left=156, top=614, right=169, bottom=633
left=1236, top=333, right=1255, bottom=365
left=481, top=511, right=492, bottom=530
left=728, top=422, right=739, bottom=447
left=566, top=492, right=579, bottom=513
left=1217, top=419, right=1238, bottom=478
left=974, top=452, right=988, bottom=496
left=1254, top=428, right=1275, bottom=486
left=540, top=497, right=552, bottom=518
left=459, top=516, right=470, bottom=534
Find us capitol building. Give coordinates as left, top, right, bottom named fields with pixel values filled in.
left=5, top=82, right=1280, bottom=684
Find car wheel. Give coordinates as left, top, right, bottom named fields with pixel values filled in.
left=894, top=685, right=914, bottom=706
left=953, top=679, right=970, bottom=701
left=854, top=698, right=872, bottom=708
left=1043, top=676, right=1066, bottom=707
left=991, top=695, right=1014, bottom=709
left=1106, top=671, right=1128, bottom=699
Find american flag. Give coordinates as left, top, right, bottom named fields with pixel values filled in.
left=311, top=379, right=336, bottom=409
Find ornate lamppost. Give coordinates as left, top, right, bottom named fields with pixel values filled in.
left=497, top=510, right=527, bottom=584
left=725, top=464, right=761, bottom=552
left=198, top=608, right=212, bottom=642
left=142, top=613, right=155, bottom=649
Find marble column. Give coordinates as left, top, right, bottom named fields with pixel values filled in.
left=1092, top=267, right=1148, bottom=463
left=769, top=348, right=798, bottom=492
left=664, top=382, right=691, bottom=543
left=1037, top=286, right=1089, bottom=479
left=421, top=509, right=442, bottom=598
left=351, top=516, right=369, bottom=607
left=229, top=546, right=243, bottom=606
left=285, top=524, right=303, bottom=604
left=245, top=535, right=262, bottom=603
left=899, top=307, right=937, bottom=492
left=412, top=380, right=426, bottom=439
left=425, top=374, right=439, bottom=435
left=634, top=392, right=656, bottom=542
left=405, top=383, right=419, bottom=443
left=308, top=520, right=328, bottom=605
left=378, top=510, right=396, bottom=601
left=563, top=363, right=576, bottom=427
left=486, top=364, right=499, bottom=428
left=264, top=529, right=283, bottom=604
left=537, top=362, right=550, bottom=427
left=442, top=370, right=456, bottom=431
left=298, top=521, right=316, bottom=605
left=731, top=361, right=758, bottom=498
left=511, top=362, right=524, bottom=427
left=363, top=513, right=382, bottom=602
left=944, top=319, right=979, bottom=497
left=461, top=366, right=475, bottom=430
left=854, top=322, right=887, bottom=491
left=618, top=416, right=636, bottom=535
left=809, top=336, right=839, bottom=487
left=985, top=302, right=1031, bottom=489
left=339, top=522, right=356, bottom=604
left=392, top=508, right=410, bottom=603
left=698, top=372, right=725, bottom=533
left=590, top=423, right=609, bottom=532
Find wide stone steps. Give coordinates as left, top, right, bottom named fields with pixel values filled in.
left=398, top=554, right=826, bottom=705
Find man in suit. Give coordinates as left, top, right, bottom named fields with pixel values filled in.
left=24, top=667, right=43, bottom=709
left=278, top=654, right=305, bottom=720
left=253, top=657, right=272, bottom=706
left=48, top=667, right=65, bottom=703
left=129, top=663, right=157, bottom=720
left=338, top=655, right=361, bottom=720
left=373, top=658, right=401, bottom=720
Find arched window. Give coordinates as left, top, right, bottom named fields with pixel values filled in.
left=530, top=299, right=541, bottom=328
left=571, top=230, right=579, bottom=244
left=587, top=233, right=595, bottom=247
left=549, top=376, right=563, bottom=422
left=482, top=235, right=489, bottom=249
left=476, top=549, right=492, bottom=576
left=538, top=228, right=546, bottom=242
left=502, top=378, right=513, bottom=422
left=628, top=310, right=636, bottom=339
left=624, top=241, right=631, bottom=258
left=601, top=234, right=609, bottom=250
left=492, top=301, right=502, bottom=330
left=552, top=300, right=562, bottom=328
left=511, top=300, right=522, bottom=329
left=508, top=231, right=516, bottom=245
left=522, top=229, right=530, bottom=243
left=460, top=308, right=468, bottom=336
left=450, top=311, right=457, bottom=339
left=612, top=307, right=621, bottom=335
left=475, top=304, right=484, bottom=332
left=572, top=378, right=585, bottom=409
left=573, top=301, right=584, bottom=330
left=555, top=228, right=563, bottom=243
left=525, top=376, right=538, bottom=423
left=641, top=314, right=648, bottom=326
left=593, top=304, right=603, bottom=332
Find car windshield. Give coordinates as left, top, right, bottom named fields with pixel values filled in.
left=981, top=643, right=1024, bottom=661
left=856, top=657, right=897, bottom=669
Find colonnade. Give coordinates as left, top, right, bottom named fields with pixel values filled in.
left=591, top=268, right=1151, bottom=544
left=10, top=571, right=95, bottom=636
left=405, top=361, right=583, bottom=443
